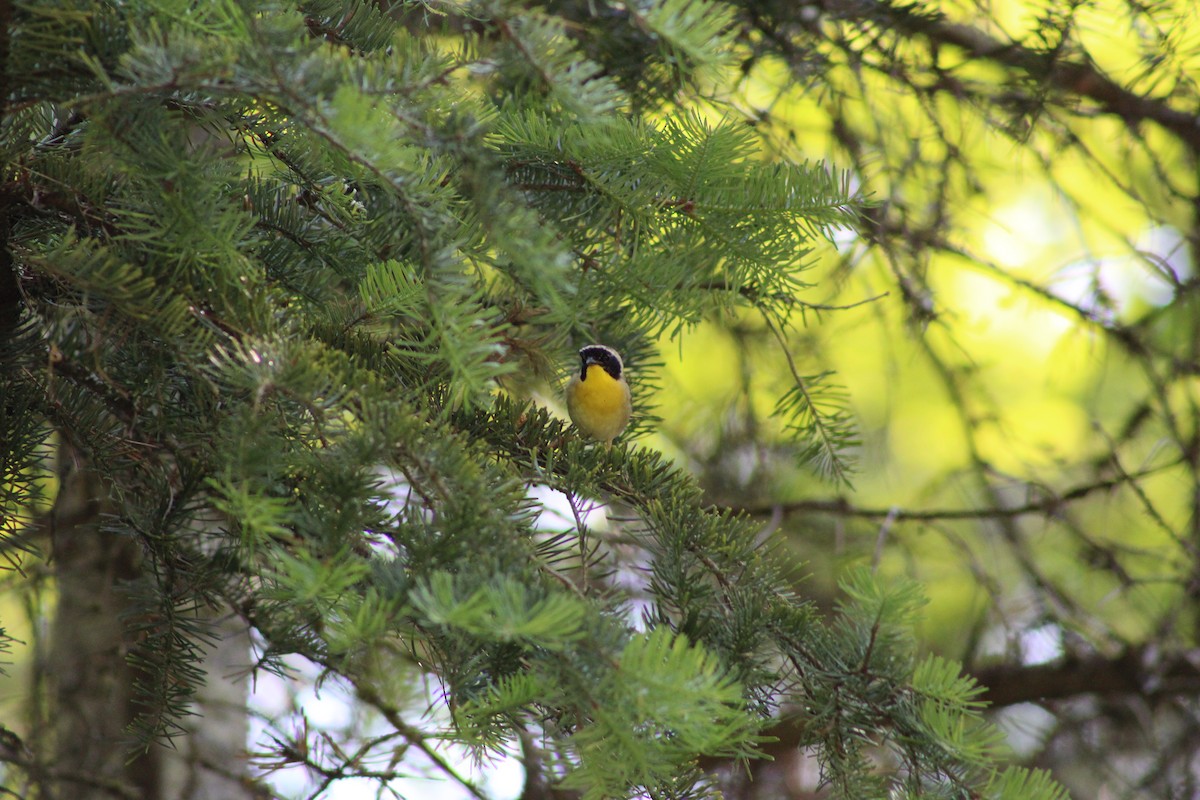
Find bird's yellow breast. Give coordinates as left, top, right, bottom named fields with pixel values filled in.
left=575, top=364, right=625, bottom=413
left=567, top=364, right=632, bottom=443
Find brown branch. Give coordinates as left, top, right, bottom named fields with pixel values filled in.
left=916, top=18, right=1200, bottom=152
left=700, top=648, right=1200, bottom=774
left=745, top=3, right=1200, bottom=153
left=973, top=648, right=1200, bottom=707
left=735, top=465, right=1178, bottom=523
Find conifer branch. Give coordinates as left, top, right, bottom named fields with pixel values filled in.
left=974, top=648, right=1200, bottom=707
left=743, top=461, right=1183, bottom=522
left=762, top=312, right=858, bottom=485
left=888, top=9, right=1200, bottom=152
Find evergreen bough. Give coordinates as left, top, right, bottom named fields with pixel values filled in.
left=0, top=1, right=1066, bottom=798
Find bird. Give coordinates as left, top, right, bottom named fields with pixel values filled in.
left=566, top=344, right=632, bottom=446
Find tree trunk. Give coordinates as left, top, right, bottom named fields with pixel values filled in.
left=157, top=610, right=255, bottom=799
left=48, top=446, right=160, bottom=799
left=46, top=447, right=255, bottom=800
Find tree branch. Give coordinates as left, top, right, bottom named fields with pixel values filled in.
left=736, top=465, right=1178, bottom=522
left=743, top=2, right=1200, bottom=153
left=699, top=648, right=1200, bottom=774
left=910, top=16, right=1200, bottom=152
left=973, top=648, right=1200, bottom=707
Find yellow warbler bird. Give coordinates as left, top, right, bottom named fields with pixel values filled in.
left=566, top=344, right=632, bottom=445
